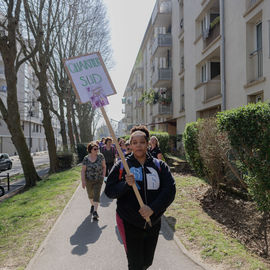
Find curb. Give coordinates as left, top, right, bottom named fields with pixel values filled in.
left=161, top=216, right=210, bottom=270
left=25, top=183, right=81, bottom=270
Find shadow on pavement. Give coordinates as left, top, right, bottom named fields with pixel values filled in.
left=115, top=225, right=123, bottom=246
left=70, top=215, right=107, bottom=256
left=99, top=190, right=113, bottom=207
left=159, top=216, right=176, bottom=241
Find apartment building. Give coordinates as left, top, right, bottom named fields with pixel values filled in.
left=0, top=57, right=61, bottom=155
left=123, top=0, right=270, bottom=142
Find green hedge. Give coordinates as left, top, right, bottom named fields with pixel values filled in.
left=56, top=151, right=77, bottom=170
left=217, top=102, right=270, bottom=211
left=77, top=143, right=88, bottom=163
left=183, top=121, right=205, bottom=177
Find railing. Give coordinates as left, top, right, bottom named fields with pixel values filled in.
left=204, top=80, right=221, bottom=101
left=152, top=68, right=172, bottom=86
left=179, top=18, right=184, bottom=35
left=135, top=100, right=143, bottom=108
left=204, top=22, right=220, bottom=48
left=152, top=0, right=172, bottom=24
left=180, top=56, right=184, bottom=73
left=152, top=33, right=172, bottom=55
left=152, top=102, right=172, bottom=117
left=249, top=48, right=263, bottom=81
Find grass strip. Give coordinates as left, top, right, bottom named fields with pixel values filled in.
left=165, top=174, right=269, bottom=270
left=0, top=166, right=80, bottom=270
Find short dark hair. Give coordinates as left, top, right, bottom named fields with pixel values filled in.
left=105, top=137, right=112, bottom=144
left=87, top=141, right=99, bottom=153
left=130, top=125, right=150, bottom=140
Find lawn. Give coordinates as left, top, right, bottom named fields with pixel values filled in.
left=164, top=173, right=270, bottom=270
left=0, top=167, right=80, bottom=270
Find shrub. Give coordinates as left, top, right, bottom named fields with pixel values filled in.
left=217, top=102, right=270, bottom=211
left=57, top=151, right=76, bottom=170
left=183, top=121, right=205, bottom=177
left=77, top=143, right=88, bottom=163
left=197, top=118, right=225, bottom=193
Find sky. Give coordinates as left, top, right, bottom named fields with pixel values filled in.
left=102, top=0, right=156, bottom=124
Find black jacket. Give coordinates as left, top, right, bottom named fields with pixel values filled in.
left=105, top=153, right=176, bottom=229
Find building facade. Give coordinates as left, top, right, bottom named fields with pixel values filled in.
left=0, top=57, right=61, bottom=155
left=123, top=0, right=270, bottom=144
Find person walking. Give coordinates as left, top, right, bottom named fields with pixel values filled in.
left=100, top=137, right=117, bottom=176
left=149, top=136, right=163, bottom=160
left=105, top=125, right=176, bottom=270
left=81, top=141, right=106, bottom=220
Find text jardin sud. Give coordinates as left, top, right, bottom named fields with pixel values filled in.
left=67, top=57, right=102, bottom=86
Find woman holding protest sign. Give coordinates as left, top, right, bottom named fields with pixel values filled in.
left=81, top=141, right=106, bottom=220
left=105, top=125, right=176, bottom=270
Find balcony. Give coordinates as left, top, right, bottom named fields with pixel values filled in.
left=152, top=103, right=172, bottom=118
left=152, top=33, right=172, bottom=56
left=204, top=80, right=221, bottom=101
left=135, top=100, right=144, bottom=108
left=152, top=68, right=172, bottom=88
left=203, top=21, right=220, bottom=49
left=248, top=48, right=263, bottom=83
left=151, top=0, right=172, bottom=26
left=179, top=56, right=184, bottom=74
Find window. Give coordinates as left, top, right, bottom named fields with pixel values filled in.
left=210, top=62, right=220, bottom=79
left=249, top=92, right=264, bottom=103
left=201, top=63, right=207, bottom=82
left=256, top=22, right=263, bottom=78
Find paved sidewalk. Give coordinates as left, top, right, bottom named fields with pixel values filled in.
left=26, top=184, right=205, bottom=270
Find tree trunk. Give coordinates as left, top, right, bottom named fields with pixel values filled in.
left=38, top=72, right=59, bottom=173
left=59, top=98, right=68, bottom=151
left=66, top=90, right=75, bottom=152
left=71, top=102, right=80, bottom=146
left=0, top=51, right=40, bottom=188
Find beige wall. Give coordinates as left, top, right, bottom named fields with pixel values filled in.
left=123, top=0, right=270, bottom=142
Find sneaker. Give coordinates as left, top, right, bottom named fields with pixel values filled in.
left=93, top=211, right=99, bottom=220
left=90, top=205, right=94, bottom=214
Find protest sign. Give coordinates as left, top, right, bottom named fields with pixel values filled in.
left=63, top=52, right=116, bottom=104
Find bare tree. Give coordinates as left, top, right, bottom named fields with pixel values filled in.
left=49, top=0, right=112, bottom=147
left=0, top=0, right=41, bottom=187
left=22, top=0, right=69, bottom=172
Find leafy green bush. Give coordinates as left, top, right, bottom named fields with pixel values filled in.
left=217, top=102, right=270, bottom=211
left=183, top=121, right=205, bottom=177
left=77, top=143, right=88, bottom=163
left=57, top=152, right=76, bottom=170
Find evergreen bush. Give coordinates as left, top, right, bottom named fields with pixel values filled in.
left=77, top=143, right=88, bottom=163
left=56, top=151, right=76, bottom=170
left=217, top=102, right=270, bottom=211
left=183, top=121, right=205, bottom=177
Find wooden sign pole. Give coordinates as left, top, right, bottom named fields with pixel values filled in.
left=100, top=107, right=152, bottom=227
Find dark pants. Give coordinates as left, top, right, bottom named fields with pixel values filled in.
left=117, top=214, right=161, bottom=270
left=106, top=162, right=114, bottom=176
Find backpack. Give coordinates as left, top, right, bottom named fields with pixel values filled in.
left=118, top=158, right=161, bottom=180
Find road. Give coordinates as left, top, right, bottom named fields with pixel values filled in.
left=6, top=151, right=49, bottom=176
left=0, top=151, right=50, bottom=197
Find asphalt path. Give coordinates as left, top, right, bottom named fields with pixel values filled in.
left=26, top=184, right=205, bottom=270
left=0, top=152, right=49, bottom=197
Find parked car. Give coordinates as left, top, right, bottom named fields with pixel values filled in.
left=0, top=153, right=12, bottom=172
